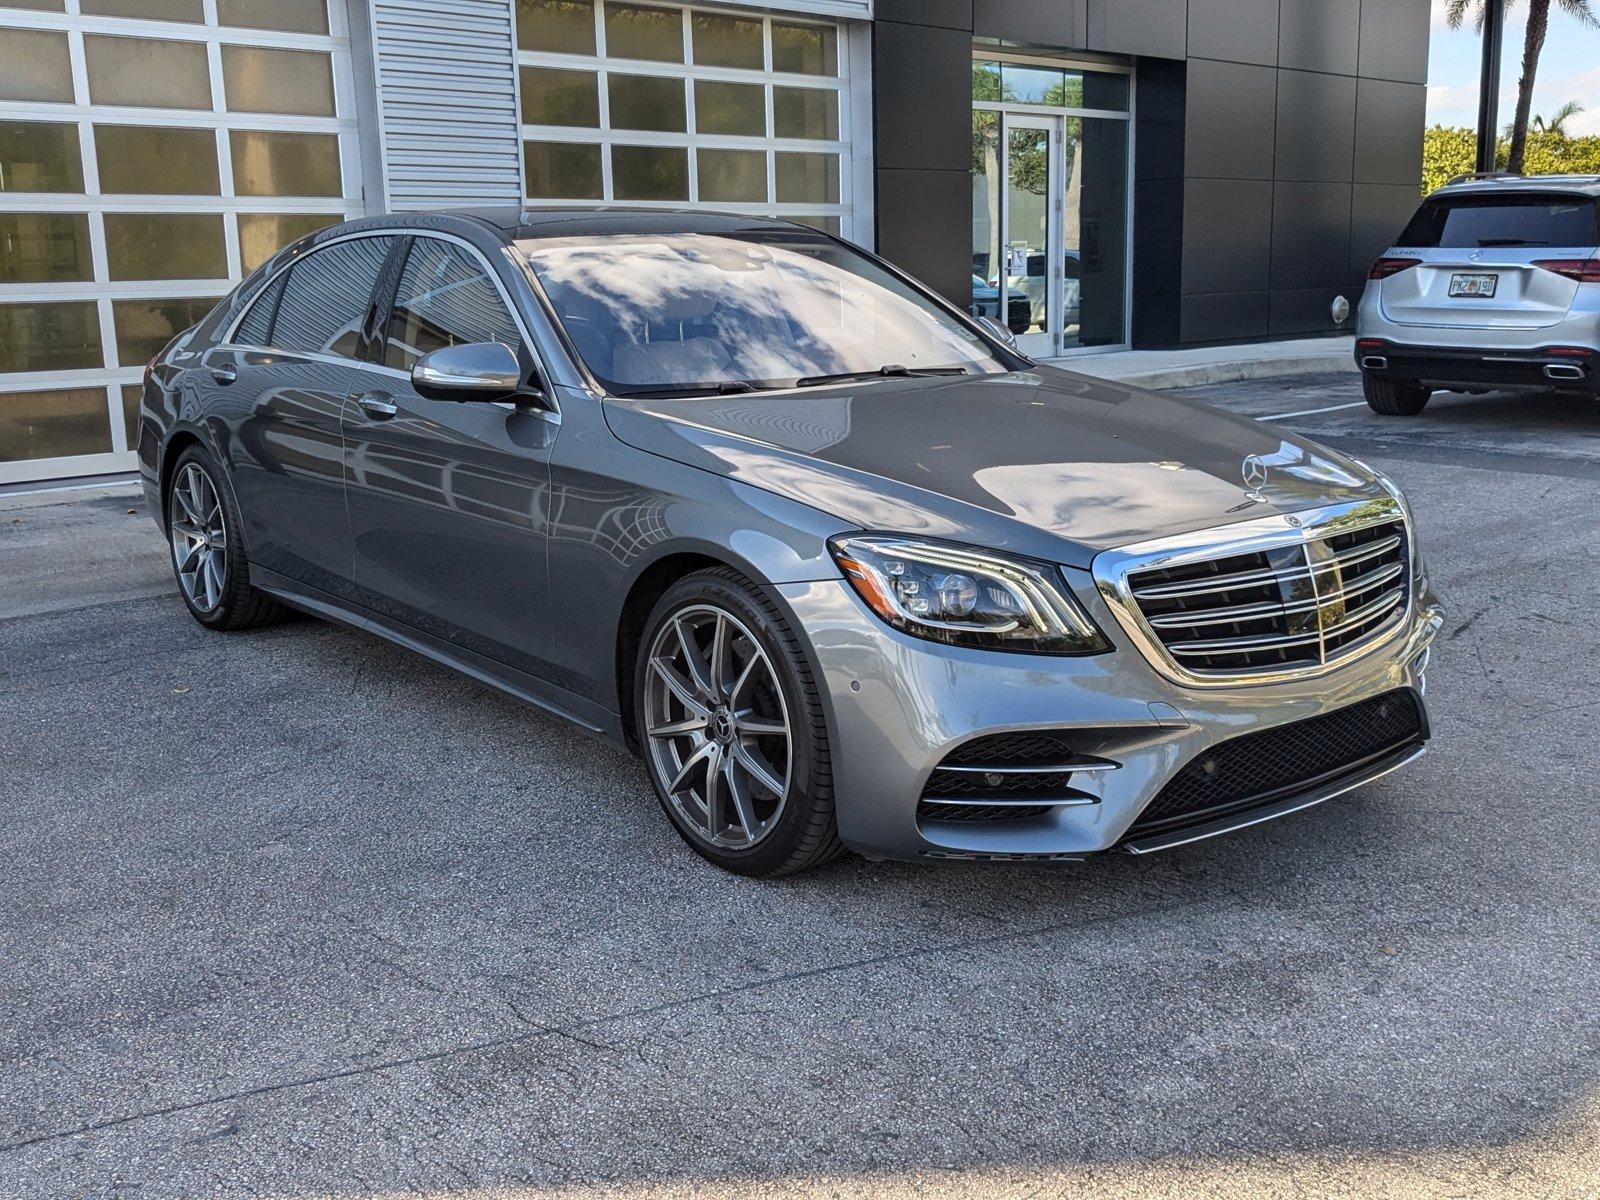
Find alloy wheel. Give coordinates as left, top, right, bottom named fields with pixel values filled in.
left=169, top=462, right=228, bottom=613
left=644, top=604, right=793, bottom=850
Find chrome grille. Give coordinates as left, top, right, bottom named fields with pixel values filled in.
left=1100, top=503, right=1412, bottom=683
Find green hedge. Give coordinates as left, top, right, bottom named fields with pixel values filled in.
left=1423, top=124, right=1600, bottom=194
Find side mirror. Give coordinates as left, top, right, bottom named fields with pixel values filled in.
left=412, top=341, right=528, bottom=403
left=978, top=315, right=1019, bottom=350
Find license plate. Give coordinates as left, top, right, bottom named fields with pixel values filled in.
left=1449, top=272, right=1498, bottom=298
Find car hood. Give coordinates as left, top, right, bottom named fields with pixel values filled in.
left=601, top=366, right=1388, bottom=569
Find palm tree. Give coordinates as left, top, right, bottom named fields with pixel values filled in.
left=1447, top=0, right=1600, bottom=173
left=1503, top=100, right=1585, bottom=137
left=1533, top=99, right=1585, bottom=136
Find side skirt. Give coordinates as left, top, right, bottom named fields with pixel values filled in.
left=251, top=565, right=628, bottom=746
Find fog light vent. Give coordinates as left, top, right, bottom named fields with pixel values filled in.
left=916, top=731, right=1117, bottom=825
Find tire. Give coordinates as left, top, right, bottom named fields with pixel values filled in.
left=633, top=567, right=845, bottom=878
left=1363, top=374, right=1432, bottom=416
left=164, top=444, right=291, bottom=631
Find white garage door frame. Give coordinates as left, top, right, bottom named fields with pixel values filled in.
left=0, top=0, right=366, bottom=486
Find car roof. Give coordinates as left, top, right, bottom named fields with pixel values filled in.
left=1431, top=173, right=1600, bottom=199
left=426, top=205, right=829, bottom=241
left=281, top=208, right=832, bottom=262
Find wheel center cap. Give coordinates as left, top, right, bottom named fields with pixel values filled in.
left=711, top=707, right=734, bottom=744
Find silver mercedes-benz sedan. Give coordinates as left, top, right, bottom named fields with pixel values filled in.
left=136, top=208, right=1445, bottom=876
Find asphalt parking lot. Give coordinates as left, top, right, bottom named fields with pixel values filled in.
left=2, top=372, right=1597, bottom=1199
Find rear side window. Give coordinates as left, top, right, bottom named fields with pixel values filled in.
left=273, top=235, right=397, bottom=359
left=1396, top=193, right=1600, bottom=249
left=383, top=239, right=522, bottom=370
left=232, top=274, right=283, bottom=346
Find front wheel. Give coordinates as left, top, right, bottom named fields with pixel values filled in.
left=634, top=568, right=844, bottom=877
left=1363, top=375, right=1431, bottom=416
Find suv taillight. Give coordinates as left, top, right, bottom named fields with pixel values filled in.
left=1369, top=257, right=1421, bottom=280
left=1531, top=257, right=1600, bottom=283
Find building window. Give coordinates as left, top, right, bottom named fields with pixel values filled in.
left=971, top=55, right=1133, bottom=356
left=515, top=0, right=855, bottom=239
left=0, top=0, right=361, bottom=481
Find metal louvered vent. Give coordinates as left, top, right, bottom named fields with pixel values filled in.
left=916, top=732, right=1117, bottom=825
left=1122, top=516, right=1410, bottom=680
left=370, top=0, right=525, bottom=210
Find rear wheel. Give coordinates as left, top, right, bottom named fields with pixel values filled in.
left=634, top=568, right=844, bottom=877
left=165, top=445, right=290, bottom=630
left=1363, top=375, right=1431, bottom=416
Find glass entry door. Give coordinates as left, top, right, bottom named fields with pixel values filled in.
left=999, top=115, right=1059, bottom=357
left=972, top=92, right=1130, bottom=356
left=1062, top=115, right=1130, bottom=350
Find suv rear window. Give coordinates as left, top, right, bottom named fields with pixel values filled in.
left=1396, top=193, right=1600, bottom=249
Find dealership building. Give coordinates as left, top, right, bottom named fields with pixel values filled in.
left=0, top=0, right=1429, bottom=485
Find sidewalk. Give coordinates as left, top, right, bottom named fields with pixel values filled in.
left=1045, top=335, right=1355, bottom=390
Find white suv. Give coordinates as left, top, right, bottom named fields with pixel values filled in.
left=1355, top=173, right=1600, bottom=414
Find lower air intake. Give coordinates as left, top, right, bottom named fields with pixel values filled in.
left=1124, top=689, right=1426, bottom=839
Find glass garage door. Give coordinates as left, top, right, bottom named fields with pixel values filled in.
left=516, top=0, right=859, bottom=239
left=0, top=0, right=364, bottom=485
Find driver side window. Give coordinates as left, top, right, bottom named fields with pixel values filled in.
left=383, top=239, right=523, bottom=370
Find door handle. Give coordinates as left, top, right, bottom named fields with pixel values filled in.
left=353, top=391, right=398, bottom=420
left=209, top=363, right=238, bottom=385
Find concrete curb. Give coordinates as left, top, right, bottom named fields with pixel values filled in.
left=1087, top=353, right=1357, bottom=391
left=1044, top=336, right=1357, bottom=390
left=0, top=480, right=142, bottom=512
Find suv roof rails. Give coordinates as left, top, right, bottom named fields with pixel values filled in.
left=1444, top=170, right=1525, bottom=186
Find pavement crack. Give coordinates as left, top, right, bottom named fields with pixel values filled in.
left=0, top=898, right=1182, bottom=1157
left=0, top=1034, right=534, bottom=1157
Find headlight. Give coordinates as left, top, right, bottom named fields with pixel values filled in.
left=828, top=535, right=1109, bottom=655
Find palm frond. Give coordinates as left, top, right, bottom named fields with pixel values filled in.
left=1551, top=99, right=1585, bottom=124
left=1444, top=0, right=1529, bottom=30
left=1443, top=0, right=1477, bottom=29
left=1555, top=0, right=1600, bottom=27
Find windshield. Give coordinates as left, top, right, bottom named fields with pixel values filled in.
left=1396, top=193, right=1600, bottom=249
left=516, top=229, right=1010, bottom=396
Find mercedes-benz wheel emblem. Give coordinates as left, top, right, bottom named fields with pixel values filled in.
left=1242, top=454, right=1268, bottom=491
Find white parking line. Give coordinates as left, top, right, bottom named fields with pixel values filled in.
left=1259, top=401, right=1368, bottom=422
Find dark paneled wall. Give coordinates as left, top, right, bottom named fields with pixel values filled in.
left=1132, top=58, right=1187, bottom=346
left=871, top=0, right=1431, bottom=347
left=1182, top=0, right=1429, bottom=342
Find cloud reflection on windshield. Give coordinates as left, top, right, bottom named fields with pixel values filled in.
left=516, top=234, right=1000, bottom=390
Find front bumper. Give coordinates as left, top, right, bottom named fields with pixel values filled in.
left=778, top=572, right=1444, bottom=864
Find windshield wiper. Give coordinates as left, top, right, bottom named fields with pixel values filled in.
left=612, top=380, right=765, bottom=399
left=795, top=364, right=970, bottom=388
